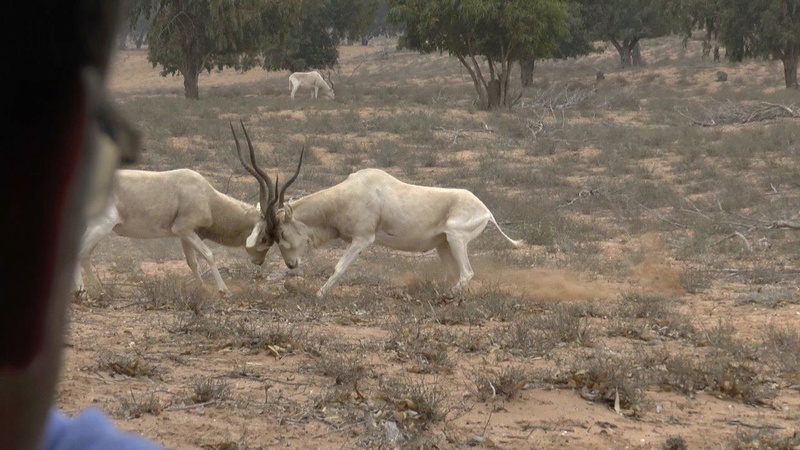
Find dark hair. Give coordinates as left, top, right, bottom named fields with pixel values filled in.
left=3, top=1, right=124, bottom=131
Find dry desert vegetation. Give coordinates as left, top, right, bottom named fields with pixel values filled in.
left=60, top=36, right=800, bottom=449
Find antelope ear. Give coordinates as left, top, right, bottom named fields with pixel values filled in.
left=284, top=204, right=294, bottom=221
left=246, top=222, right=264, bottom=248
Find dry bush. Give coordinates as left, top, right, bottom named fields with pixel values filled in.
left=615, top=293, right=695, bottom=340
left=166, top=312, right=232, bottom=341
left=140, top=275, right=209, bottom=312
left=385, top=317, right=453, bottom=374
left=309, top=353, right=369, bottom=385
left=662, top=435, right=688, bottom=450
left=734, top=286, right=800, bottom=308
left=98, top=351, right=162, bottom=379
left=376, top=376, right=451, bottom=432
left=658, top=351, right=769, bottom=405
left=763, top=327, right=800, bottom=379
left=534, top=303, right=593, bottom=347
left=729, top=429, right=800, bottom=450
left=232, top=319, right=307, bottom=357
left=115, top=390, right=162, bottom=419
left=189, top=377, right=233, bottom=403
left=470, top=366, right=529, bottom=402
left=437, top=327, right=490, bottom=354
left=553, top=348, right=652, bottom=410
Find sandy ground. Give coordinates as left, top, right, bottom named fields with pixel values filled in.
left=57, top=38, right=800, bottom=449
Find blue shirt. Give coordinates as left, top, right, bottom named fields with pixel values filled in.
left=44, top=408, right=162, bottom=450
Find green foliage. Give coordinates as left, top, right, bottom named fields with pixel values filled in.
left=579, top=0, right=678, bottom=66
left=550, top=1, right=599, bottom=59
left=365, top=0, right=405, bottom=40
left=716, top=0, right=800, bottom=87
left=388, top=0, right=568, bottom=109
left=129, top=0, right=375, bottom=97
left=262, top=0, right=376, bottom=72
left=131, top=0, right=298, bottom=99
left=669, top=0, right=721, bottom=40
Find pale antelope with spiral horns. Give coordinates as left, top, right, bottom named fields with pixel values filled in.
left=244, top=148, right=525, bottom=298
left=75, top=122, right=287, bottom=297
left=288, top=70, right=335, bottom=100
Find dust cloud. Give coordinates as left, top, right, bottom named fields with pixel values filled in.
left=391, top=233, right=685, bottom=302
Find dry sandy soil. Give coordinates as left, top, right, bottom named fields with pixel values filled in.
left=58, top=37, right=800, bottom=449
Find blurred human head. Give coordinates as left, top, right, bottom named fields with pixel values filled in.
left=0, top=2, right=137, bottom=448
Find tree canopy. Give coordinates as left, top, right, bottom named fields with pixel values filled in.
left=388, top=0, right=568, bottom=109
left=131, top=0, right=298, bottom=99
left=580, top=0, right=677, bottom=67
left=717, top=0, right=800, bottom=87
left=519, top=1, right=598, bottom=88
left=131, top=0, right=374, bottom=99
left=261, top=0, right=376, bottom=73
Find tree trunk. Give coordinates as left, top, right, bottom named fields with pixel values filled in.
left=176, top=0, right=199, bottom=99
left=118, top=31, right=128, bottom=50
left=610, top=38, right=630, bottom=67
left=611, top=38, right=642, bottom=68
left=520, top=58, right=535, bottom=88
left=135, top=32, right=146, bottom=49
left=456, top=55, right=488, bottom=109
left=183, top=69, right=200, bottom=100
left=487, top=79, right=502, bottom=109
left=361, top=36, right=370, bottom=46
left=182, top=48, right=201, bottom=99
left=782, top=46, right=799, bottom=88
left=631, top=40, right=644, bottom=66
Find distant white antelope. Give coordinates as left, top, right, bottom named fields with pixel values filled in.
left=75, top=122, right=283, bottom=297
left=289, top=71, right=335, bottom=100
left=242, top=151, right=525, bottom=297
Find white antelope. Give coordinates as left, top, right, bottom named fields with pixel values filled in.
left=242, top=151, right=525, bottom=297
left=75, top=122, right=283, bottom=297
left=289, top=71, right=335, bottom=100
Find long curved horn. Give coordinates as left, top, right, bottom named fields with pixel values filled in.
left=239, top=121, right=278, bottom=220
left=240, top=121, right=278, bottom=228
left=279, top=146, right=305, bottom=207
left=269, top=175, right=279, bottom=222
left=230, top=122, right=269, bottom=221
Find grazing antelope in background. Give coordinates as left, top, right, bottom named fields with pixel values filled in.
left=75, top=122, right=279, bottom=297
left=288, top=71, right=335, bottom=100
left=243, top=149, right=525, bottom=298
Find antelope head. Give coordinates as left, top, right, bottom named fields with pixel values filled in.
left=271, top=147, right=306, bottom=269
left=230, top=121, right=277, bottom=265
left=323, top=70, right=335, bottom=99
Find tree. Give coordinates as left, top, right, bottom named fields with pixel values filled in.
left=520, top=1, right=598, bottom=87
left=388, top=0, right=568, bottom=109
left=581, top=0, right=677, bottom=67
left=130, top=0, right=298, bottom=99
left=717, top=0, right=800, bottom=88
left=362, top=0, right=405, bottom=45
left=261, top=0, right=376, bottom=72
left=673, top=0, right=721, bottom=41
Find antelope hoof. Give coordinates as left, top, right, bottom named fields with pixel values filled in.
left=73, top=288, right=89, bottom=302
left=285, top=268, right=304, bottom=278
left=219, top=289, right=233, bottom=299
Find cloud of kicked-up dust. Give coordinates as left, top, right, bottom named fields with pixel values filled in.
left=625, top=233, right=685, bottom=296
left=471, top=259, right=619, bottom=302
left=391, top=233, right=684, bottom=303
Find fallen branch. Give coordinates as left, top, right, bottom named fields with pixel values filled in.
left=711, top=233, right=745, bottom=249
left=557, top=189, right=599, bottom=209
left=681, top=101, right=800, bottom=127
left=724, top=419, right=783, bottom=430
left=165, top=400, right=216, bottom=412
left=770, top=220, right=800, bottom=230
